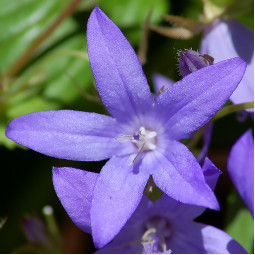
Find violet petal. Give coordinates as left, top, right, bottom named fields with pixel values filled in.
left=201, top=19, right=254, bottom=110
left=91, top=155, right=150, bottom=248
left=156, top=57, right=246, bottom=140
left=168, top=222, right=247, bottom=253
left=52, top=167, right=98, bottom=233
left=144, top=143, right=220, bottom=210
left=228, top=130, right=254, bottom=216
left=6, top=110, right=123, bottom=161
left=87, top=6, right=153, bottom=123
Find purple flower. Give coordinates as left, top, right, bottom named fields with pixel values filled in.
left=6, top=7, right=247, bottom=248
left=200, top=19, right=254, bottom=110
left=53, top=158, right=247, bottom=253
left=227, top=130, right=254, bottom=217
left=22, top=216, right=50, bottom=246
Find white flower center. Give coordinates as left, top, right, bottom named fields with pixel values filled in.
left=116, top=126, right=157, bottom=165
left=132, top=126, right=157, bottom=151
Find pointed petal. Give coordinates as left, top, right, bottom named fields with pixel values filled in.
left=169, top=222, right=247, bottom=253
left=228, top=130, right=254, bottom=216
left=91, top=155, right=150, bottom=248
left=154, top=158, right=221, bottom=221
left=87, top=7, right=153, bottom=123
left=148, top=142, right=219, bottom=210
left=52, top=167, right=98, bottom=234
left=152, top=74, right=174, bottom=94
left=6, top=110, right=126, bottom=161
left=201, top=19, right=254, bottom=109
left=202, top=157, right=222, bottom=190
left=156, top=57, right=247, bottom=140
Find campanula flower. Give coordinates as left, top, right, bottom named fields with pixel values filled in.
left=228, top=130, right=254, bottom=217
left=53, top=158, right=247, bottom=253
left=200, top=19, right=254, bottom=110
left=6, top=6, right=247, bottom=248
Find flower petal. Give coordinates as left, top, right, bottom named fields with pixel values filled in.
left=159, top=157, right=221, bottom=220
left=87, top=6, right=153, bottom=123
left=91, top=155, right=150, bottom=248
left=156, top=57, right=247, bottom=140
left=52, top=167, right=98, bottom=234
left=6, top=110, right=125, bottom=161
left=201, top=19, right=254, bottom=109
left=168, top=222, right=247, bottom=253
left=228, top=130, right=254, bottom=216
left=147, top=142, right=219, bottom=210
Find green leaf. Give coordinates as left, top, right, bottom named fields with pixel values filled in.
left=99, top=0, right=170, bottom=44
left=0, top=0, right=70, bottom=72
left=99, top=0, right=169, bottom=27
left=0, top=0, right=97, bottom=148
left=225, top=191, right=254, bottom=253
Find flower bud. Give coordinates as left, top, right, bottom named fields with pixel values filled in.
left=22, top=216, right=49, bottom=245
left=178, top=49, right=214, bottom=77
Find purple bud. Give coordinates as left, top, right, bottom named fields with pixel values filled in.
left=22, top=216, right=50, bottom=246
left=178, top=49, right=214, bottom=77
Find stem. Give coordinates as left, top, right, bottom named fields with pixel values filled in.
left=138, top=10, right=152, bottom=65
left=5, top=0, right=82, bottom=77
left=211, top=101, right=254, bottom=122
left=188, top=101, right=254, bottom=150
left=64, top=71, right=100, bottom=103
left=42, top=206, right=60, bottom=237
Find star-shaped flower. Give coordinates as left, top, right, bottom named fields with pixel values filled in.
left=52, top=158, right=247, bottom=253
left=6, top=6, right=246, bottom=248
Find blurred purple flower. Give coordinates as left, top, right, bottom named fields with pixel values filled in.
left=152, top=73, right=174, bottom=94
left=53, top=158, right=247, bottom=253
left=6, top=7, right=247, bottom=248
left=23, top=216, right=50, bottom=246
left=200, top=19, right=254, bottom=111
left=228, top=130, right=254, bottom=217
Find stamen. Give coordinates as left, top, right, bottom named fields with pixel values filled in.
left=116, top=126, right=157, bottom=165
left=129, top=141, right=145, bottom=166
left=142, top=227, right=157, bottom=240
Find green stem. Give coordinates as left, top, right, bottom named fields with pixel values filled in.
left=42, top=206, right=59, bottom=237
left=211, top=101, right=254, bottom=122
left=188, top=101, right=254, bottom=150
